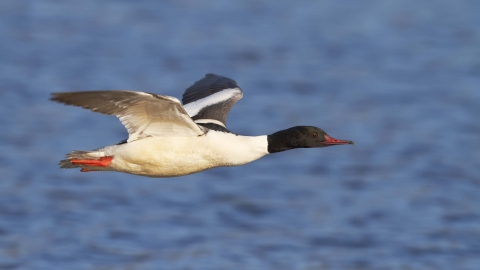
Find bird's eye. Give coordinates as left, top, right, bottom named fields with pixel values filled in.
left=312, top=132, right=318, bottom=138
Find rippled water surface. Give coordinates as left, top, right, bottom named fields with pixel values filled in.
left=1, top=1, right=479, bottom=269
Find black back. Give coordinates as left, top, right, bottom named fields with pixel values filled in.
left=197, top=122, right=233, bottom=133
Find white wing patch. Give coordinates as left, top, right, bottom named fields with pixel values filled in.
left=183, top=88, right=242, bottom=118
left=120, top=95, right=204, bottom=142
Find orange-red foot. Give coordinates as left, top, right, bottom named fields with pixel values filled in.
left=70, top=156, right=113, bottom=167
left=80, top=168, right=92, bottom=172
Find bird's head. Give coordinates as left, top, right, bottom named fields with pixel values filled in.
left=267, top=126, right=354, bottom=153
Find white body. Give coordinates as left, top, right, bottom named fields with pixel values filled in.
left=105, top=131, right=268, bottom=177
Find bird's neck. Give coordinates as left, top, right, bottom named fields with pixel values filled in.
left=206, top=131, right=269, bottom=164
left=267, top=128, right=303, bottom=153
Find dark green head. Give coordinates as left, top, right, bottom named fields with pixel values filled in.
left=267, top=126, right=354, bottom=153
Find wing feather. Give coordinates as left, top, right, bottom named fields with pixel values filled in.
left=51, top=90, right=204, bottom=141
left=182, top=74, right=243, bottom=127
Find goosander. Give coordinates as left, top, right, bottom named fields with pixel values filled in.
left=51, top=74, right=353, bottom=177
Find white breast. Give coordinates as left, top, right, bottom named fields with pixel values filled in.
left=108, top=131, right=268, bottom=177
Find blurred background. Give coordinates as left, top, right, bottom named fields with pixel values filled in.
left=0, top=1, right=479, bottom=269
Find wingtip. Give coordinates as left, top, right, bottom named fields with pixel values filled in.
left=50, top=94, right=60, bottom=103
left=49, top=92, right=57, bottom=101
left=50, top=92, right=66, bottom=102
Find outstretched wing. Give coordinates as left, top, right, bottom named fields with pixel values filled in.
left=182, top=74, right=243, bottom=127
left=51, top=90, right=205, bottom=142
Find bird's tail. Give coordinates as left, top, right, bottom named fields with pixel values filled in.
left=59, top=150, right=113, bottom=172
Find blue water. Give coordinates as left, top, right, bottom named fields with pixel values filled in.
left=1, top=1, right=479, bottom=269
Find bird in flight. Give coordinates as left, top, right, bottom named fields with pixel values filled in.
left=51, top=74, right=353, bottom=177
